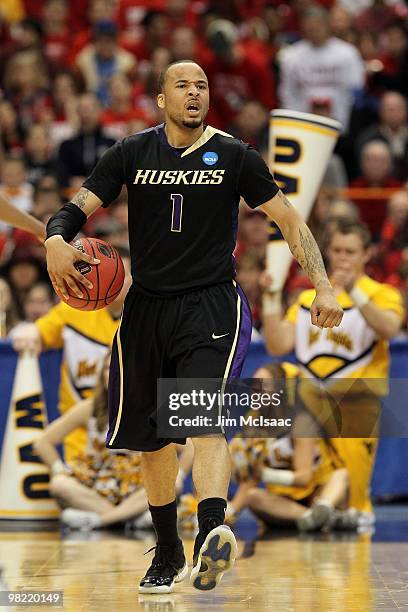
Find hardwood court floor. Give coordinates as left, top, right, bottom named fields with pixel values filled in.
left=1, top=519, right=408, bottom=611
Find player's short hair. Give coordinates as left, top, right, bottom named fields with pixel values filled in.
left=158, top=59, right=203, bottom=92
left=330, top=218, right=371, bottom=250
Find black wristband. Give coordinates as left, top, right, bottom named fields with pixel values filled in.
left=46, top=203, right=87, bottom=243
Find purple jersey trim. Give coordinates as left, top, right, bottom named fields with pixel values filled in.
left=106, top=332, right=120, bottom=445
left=229, top=284, right=252, bottom=379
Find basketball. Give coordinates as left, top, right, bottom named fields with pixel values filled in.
left=60, top=237, right=125, bottom=310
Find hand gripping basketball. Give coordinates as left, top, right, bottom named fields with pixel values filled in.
left=45, top=235, right=99, bottom=300
left=45, top=235, right=125, bottom=310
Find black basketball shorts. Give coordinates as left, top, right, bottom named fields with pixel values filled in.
left=106, top=281, right=252, bottom=451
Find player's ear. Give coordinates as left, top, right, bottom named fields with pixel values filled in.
left=157, top=93, right=165, bottom=109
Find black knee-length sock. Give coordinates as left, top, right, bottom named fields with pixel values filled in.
left=149, top=499, right=179, bottom=547
left=197, top=497, right=227, bottom=533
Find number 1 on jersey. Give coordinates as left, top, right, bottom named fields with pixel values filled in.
left=170, top=193, right=183, bottom=232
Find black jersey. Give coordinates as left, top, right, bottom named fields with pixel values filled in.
left=83, top=124, right=279, bottom=296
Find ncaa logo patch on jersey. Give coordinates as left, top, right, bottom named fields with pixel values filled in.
left=202, top=151, right=218, bottom=166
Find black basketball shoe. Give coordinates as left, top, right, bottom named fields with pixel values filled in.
left=191, top=520, right=237, bottom=591
left=139, top=540, right=188, bottom=594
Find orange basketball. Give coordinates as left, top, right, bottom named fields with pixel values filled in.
left=60, top=237, right=125, bottom=310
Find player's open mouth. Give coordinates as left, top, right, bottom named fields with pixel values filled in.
left=186, top=103, right=200, bottom=116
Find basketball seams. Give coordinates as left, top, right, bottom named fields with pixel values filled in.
left=86, top=238, right=101, bottom=310
left=77, top=288, right=122, bottom=306
left=59, top=238, right=124, bottom=310
left=104, top=246, right=119, bottom=306
left=71, top=239, right=91, bottom=308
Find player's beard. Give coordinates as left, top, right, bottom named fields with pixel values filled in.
left=182, top=117, right=203, bottom=129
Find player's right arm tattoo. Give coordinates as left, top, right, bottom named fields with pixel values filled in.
left=289, top=224, right=331, bottom=291
left=71, top=188, right=90, bottom=210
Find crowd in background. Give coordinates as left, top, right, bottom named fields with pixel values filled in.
left=0, top=0, right=408, bottom=335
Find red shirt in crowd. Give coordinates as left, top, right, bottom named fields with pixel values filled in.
left=203, top=46, right=276, bottom=125
left=43, top=29, right=71, bottom=67
left=23, top=0, right=87, bottom=30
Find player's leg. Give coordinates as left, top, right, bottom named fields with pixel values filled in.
left=105, top=290, right=188, bottom=594
left=139, top=446, right=188, bottom=593
left=191, top=435, right=231, bottom=501
left=189, top=434, right=238, bottom=590
left=173, top=283, right=252, bottom=591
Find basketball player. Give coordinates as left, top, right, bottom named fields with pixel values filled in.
left=43, top=60, right=343, bottom=593
left=262, top=219, right=403, bottom=519
left=0, top=194, right=45, bottom=240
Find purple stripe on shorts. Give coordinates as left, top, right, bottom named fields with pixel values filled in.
left=106, top=331, right=120, bottom=445
left=229, top=284, right=252, bottom=379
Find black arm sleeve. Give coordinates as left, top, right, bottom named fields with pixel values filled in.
left=46, top=203, right=87, bottom=242
left=237, top=145, right=280, bottom=209
left=82, top=140, right=125, bottom=208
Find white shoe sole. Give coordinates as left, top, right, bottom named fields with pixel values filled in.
left=190, top=525, right=238, bottom=591
left=138, top=561, right=188, bottom=594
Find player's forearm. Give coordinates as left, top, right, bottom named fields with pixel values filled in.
left=261, top=192, right=331, bottom=293
left=45, top=188, right=102, bottom=243
left=0, top=195, right=45, bottom=240
left=283, top=218, right=331, bottom=293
